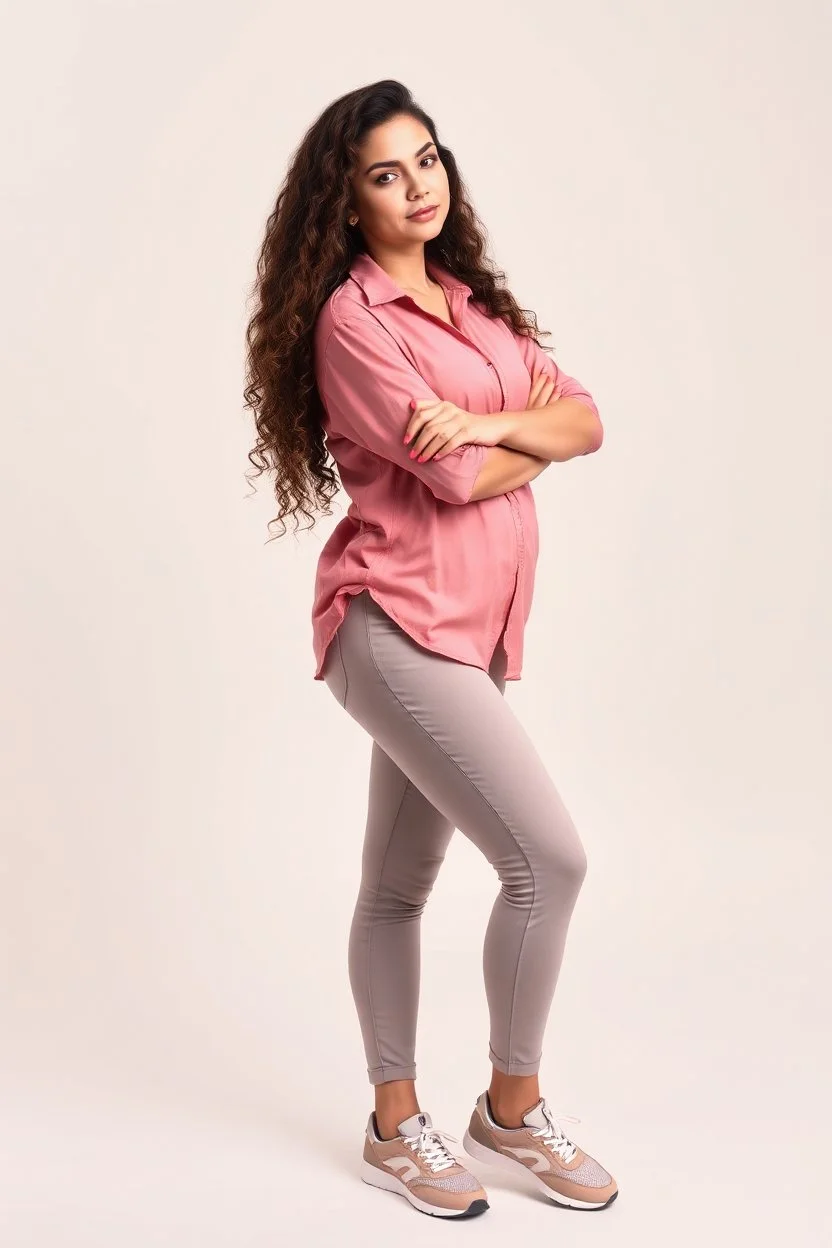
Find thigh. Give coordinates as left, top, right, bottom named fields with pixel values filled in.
left=361, top=600, right=508, bottom=871
left=362, top=741, right=455, bottom=892
left=322, top=590, right=508, bottom=703
left=361, top=624, right=506, bottom=882
left=334, top=590, right=583, bottom=872
left=322, top=589, right=509, bottom=864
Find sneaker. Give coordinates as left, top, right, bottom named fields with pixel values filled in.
left=361, top=1108, right=490, bottom=1218
left=462, top=1090, right=618, bottom=1210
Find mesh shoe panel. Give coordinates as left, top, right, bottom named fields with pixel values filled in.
left=549, top=1155, right=611, bottom=1187
left=409, top=1171, right=484, bottom=1192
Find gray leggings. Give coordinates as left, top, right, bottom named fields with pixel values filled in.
left=321, top=588, right=588, bottom=1086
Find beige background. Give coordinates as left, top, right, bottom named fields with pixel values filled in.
left=2, top=1, right=830, bottom=1243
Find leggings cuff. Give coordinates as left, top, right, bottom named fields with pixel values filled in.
left=368, top=1062, right=418, bottom=1085
left=488, top=1045, right=543, bottom=1076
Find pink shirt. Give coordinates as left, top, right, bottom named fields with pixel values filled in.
left=311, top=250, right=600, bottom=682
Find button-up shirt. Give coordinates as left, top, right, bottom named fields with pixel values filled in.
left=311, top=249, right=600, bottom=682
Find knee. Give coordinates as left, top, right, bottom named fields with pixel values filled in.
left=380, top=889, right=430, bottom=922
left=566, top=838, right=589, bottom=891
left=498, top=833, right=587, bottom=909
left=358, top=878, right=434, bottom=924
left=530, top=830, right=588, bottom=902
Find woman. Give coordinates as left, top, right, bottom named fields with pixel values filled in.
left=244, top=79, right=616, bottom=1220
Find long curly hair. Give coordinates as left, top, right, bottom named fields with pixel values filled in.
left=242, top=78, right=554, bottom=540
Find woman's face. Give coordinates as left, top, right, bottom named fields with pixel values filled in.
left=347, top=113, right=450, bottom=249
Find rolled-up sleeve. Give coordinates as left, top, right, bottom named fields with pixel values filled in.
left=510, top=328, right=603, bottom=452
left=319, top=313, right=487, bottom=504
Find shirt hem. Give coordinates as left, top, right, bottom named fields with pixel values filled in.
left=313, top=585, right=518, bottom=680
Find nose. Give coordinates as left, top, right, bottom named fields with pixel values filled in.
left=406, top=167, right=430, bottom=196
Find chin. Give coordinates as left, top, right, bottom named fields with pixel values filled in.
left=412, top=211, right=446, bottom=236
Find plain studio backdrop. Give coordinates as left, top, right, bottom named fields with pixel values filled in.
left=2, top=2, right=829, bottom=1244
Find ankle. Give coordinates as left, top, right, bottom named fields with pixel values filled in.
left=489, top=1103, right=524, bottom=1129
left=375, top=1109, right=419, bottom=1140
left=487, top=1083, right=539, bottom=1129
left=374, top=1085, right=420, bottom=1140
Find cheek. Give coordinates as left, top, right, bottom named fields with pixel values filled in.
left=365, top=191, right=404, bottom=230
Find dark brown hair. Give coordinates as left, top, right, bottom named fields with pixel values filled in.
left=242, top=78, right=553, bottom=540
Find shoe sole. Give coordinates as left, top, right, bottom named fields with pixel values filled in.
left=360, top=1158, right=489, bottom=1218
left=462, top=1129, right=618, bottom=1210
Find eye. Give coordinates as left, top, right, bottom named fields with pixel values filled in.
left=374, top=153, right=439, bottom=185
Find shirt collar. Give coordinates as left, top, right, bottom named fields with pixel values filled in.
left=349, top=249, right=472, bottom=307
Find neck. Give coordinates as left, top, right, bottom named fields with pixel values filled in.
left=365, top=244, right=434, bottom=295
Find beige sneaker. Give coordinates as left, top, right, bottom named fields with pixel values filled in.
left=463, top=1090, right=618, bottom=1210
left=361, top=1108, right=490, bottom=1218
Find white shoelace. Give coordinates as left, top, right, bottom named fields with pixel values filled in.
left=530, top=1107, right=581, bottom=1163
left=402, top=1127, right=460, bottom=1172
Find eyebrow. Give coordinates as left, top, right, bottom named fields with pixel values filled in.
left=363, top=141, right=437, bottom=175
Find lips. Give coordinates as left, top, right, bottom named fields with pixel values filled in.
left=408, top=205, right=437, bottom=219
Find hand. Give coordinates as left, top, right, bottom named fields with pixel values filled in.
left=526, top=371, right=561, bottom=409
left=404, top=400, right=504, bottom=461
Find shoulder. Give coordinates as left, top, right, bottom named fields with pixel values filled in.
left=313, top=297, right=400, bottom=397
left=313, top=273, right=378, bottom=355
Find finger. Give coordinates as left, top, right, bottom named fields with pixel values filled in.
left=434, top=435, right=467, bottom=459
left=529, top=374, right=555, bottom=407
left=404, top=406, right=429, bottom=445
left=534, top=376, right=558, bottom=407
left=412, top=430, right=451, bottom=462
left=408, top=425, right=438, bottom=458
left=405, top=398, right=441, bottom=444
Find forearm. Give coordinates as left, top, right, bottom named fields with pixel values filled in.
left=469, top=445, right=550, bottom=502
left=496, top=398, right=603, bottom=462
